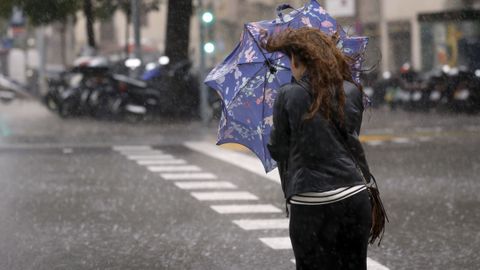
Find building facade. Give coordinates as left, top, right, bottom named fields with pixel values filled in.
left=35, top=0, right=480, bottom=76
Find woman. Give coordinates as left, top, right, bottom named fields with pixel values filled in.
left=264, top=28, right=373, bottom=269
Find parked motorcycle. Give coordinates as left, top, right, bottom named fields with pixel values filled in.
left=368, top=66, right=480, bottom=114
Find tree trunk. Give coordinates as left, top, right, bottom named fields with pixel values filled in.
left=164, top=0, right=193, bottom=64
left=125, top=13, right=131, bottom=57
left=83, top=0, right=96, bottom=50
left=164, top=0, right=194, bottom=117
left=60, top=22, right=67, bottom=67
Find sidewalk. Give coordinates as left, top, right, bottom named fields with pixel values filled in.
left=1, top=100, right=478, bottom=148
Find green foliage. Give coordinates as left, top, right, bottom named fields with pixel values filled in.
left=12, top=0, right=80, bottom=25
left=0, top=0, right=161, bottom=25
left=95, top=0, right=161, bottom=21
left=0, top=1, right=14, bottom=19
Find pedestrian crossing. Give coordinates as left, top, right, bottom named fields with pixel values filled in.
left=364, top=136, right=430, bottom=147
left=259, top=237, right=292, bottom=250
left=233, top=218, right=289, bottom=230
left=113, top=145, right=295, bottom=262
left=160, top=172, right=218, bottom=180
left=174, top=181, right=237, bottom=190
left=113, top=144, right=390, bottom=270
left=190, top=191, right=259, bottom=201
left=210, top=204, right=282, bottom=214
left=146, top=165, right=202, bottom=172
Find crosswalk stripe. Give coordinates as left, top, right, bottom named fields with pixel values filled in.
left=137, top=159, right=187, bottom=165
left=113, top=145, right=151, bottom=151
left=127, top=155, right=175, bottom=160
left=367, top=258, right=391, bottom=270
left=174, top=181, right=237, bottom=190
left=259, top=237, right=292, bottom=250
left=366, top=140, right=384, bottom=146
left=160, top=172, right=218, bottom=180
left=120, top=150, right=164, bottom=155
left=147, top=165, right=202, bottom=172
left=232, top=219, right=289, bottom=230
left=210, top=204, right=282, bottom=214
left=391, top=137, right=410, bottom=144
left=418, top=136, right=432, bottom=142
left=191, top=191, right=258, bottom=201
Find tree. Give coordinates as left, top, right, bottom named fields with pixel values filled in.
left=83, top=0, right=95, bottom=50
left=0, top=0, right=79, bottom=25
left=0, top=0, right=80, bottom=65
left=96, top=0, right=160, bottom=56
left=164, top=0, right=193, bottom=64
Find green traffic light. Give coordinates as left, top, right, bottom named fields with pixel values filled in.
left=202, top=11, right=214, bottom=24
left=204, top=42, right=215, bottom=54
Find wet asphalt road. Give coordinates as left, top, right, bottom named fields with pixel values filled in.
left=0, top=100, right=479, bottom=270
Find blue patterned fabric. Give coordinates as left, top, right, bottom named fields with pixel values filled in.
left=205, top=0, right=369, bottom=172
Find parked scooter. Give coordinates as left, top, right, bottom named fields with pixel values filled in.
left=369, top=65, right=480, bottom=114
left=110, top=73, right=163, bottom=121
left=45, top=62, right=114, bottom=118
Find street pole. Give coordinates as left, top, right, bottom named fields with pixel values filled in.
left=131, top=0, right=142, bottom=61
left=198, top=0, right=210, bottom=125
left=379, top=0, right=389, bottom=74
left=36, top=27, right=47, bottom=96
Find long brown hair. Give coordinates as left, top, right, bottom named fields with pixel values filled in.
left=263, top=27, right=359, bottom=122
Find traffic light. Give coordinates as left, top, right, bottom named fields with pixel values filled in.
left=202, top=11, right=214, bottom=24
left=201, top=10, right=215, bottom=54
left=203, top=42, right=215, bottom=54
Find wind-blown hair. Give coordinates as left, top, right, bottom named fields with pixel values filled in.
left=262, top=27, right=360, bottom=123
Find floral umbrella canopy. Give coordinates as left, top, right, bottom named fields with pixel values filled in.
left=205, top=0, right=369, bottom=172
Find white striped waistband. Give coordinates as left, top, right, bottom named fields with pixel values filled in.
left=289, top=185, right=367, bottom=205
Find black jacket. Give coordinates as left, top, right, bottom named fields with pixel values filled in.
left=267, top=77, right=372, bottom=200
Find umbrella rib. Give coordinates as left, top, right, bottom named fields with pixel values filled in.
left=260, top=71, right=269, bottom=165
left=272, top=63, right=291, bottom=70
left=271, top=55, right=286, bottom=61
left=245, top=27, right=273, bottom=67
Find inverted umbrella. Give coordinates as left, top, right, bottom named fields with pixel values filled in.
left=205, top=0, right=369, bottom=172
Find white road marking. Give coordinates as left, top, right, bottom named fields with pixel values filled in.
left=418, top=136, right=432, bottom=142
left=191, top=191, right=258, bottom=201
left=127, top=154, right=175, bottom=160
left=391, top=137, right=410, bottom=144
left=175, top=181, right=237, bottom=190
left=113, top=145, right=152, bottom=151
left=137, top=159, right=187, bottom=165
left=367, top=258, right=391, bottom=270
left=147, top=165, right=202, bottom=172
left=232, top=219, right=289, bottom=230
left=120, top=150, right=164, bottom=155
left=160, top=172, right=218, bottom=180
left=366, top=140, right=384, bottom=146
left=210, top=204, right=282, bottom=214
left=259, top=237, right=292, bottom=250
left=184, top=142, right=280, bottom=183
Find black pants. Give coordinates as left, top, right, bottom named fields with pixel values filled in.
left=289, top=190, right=371, bottom=270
